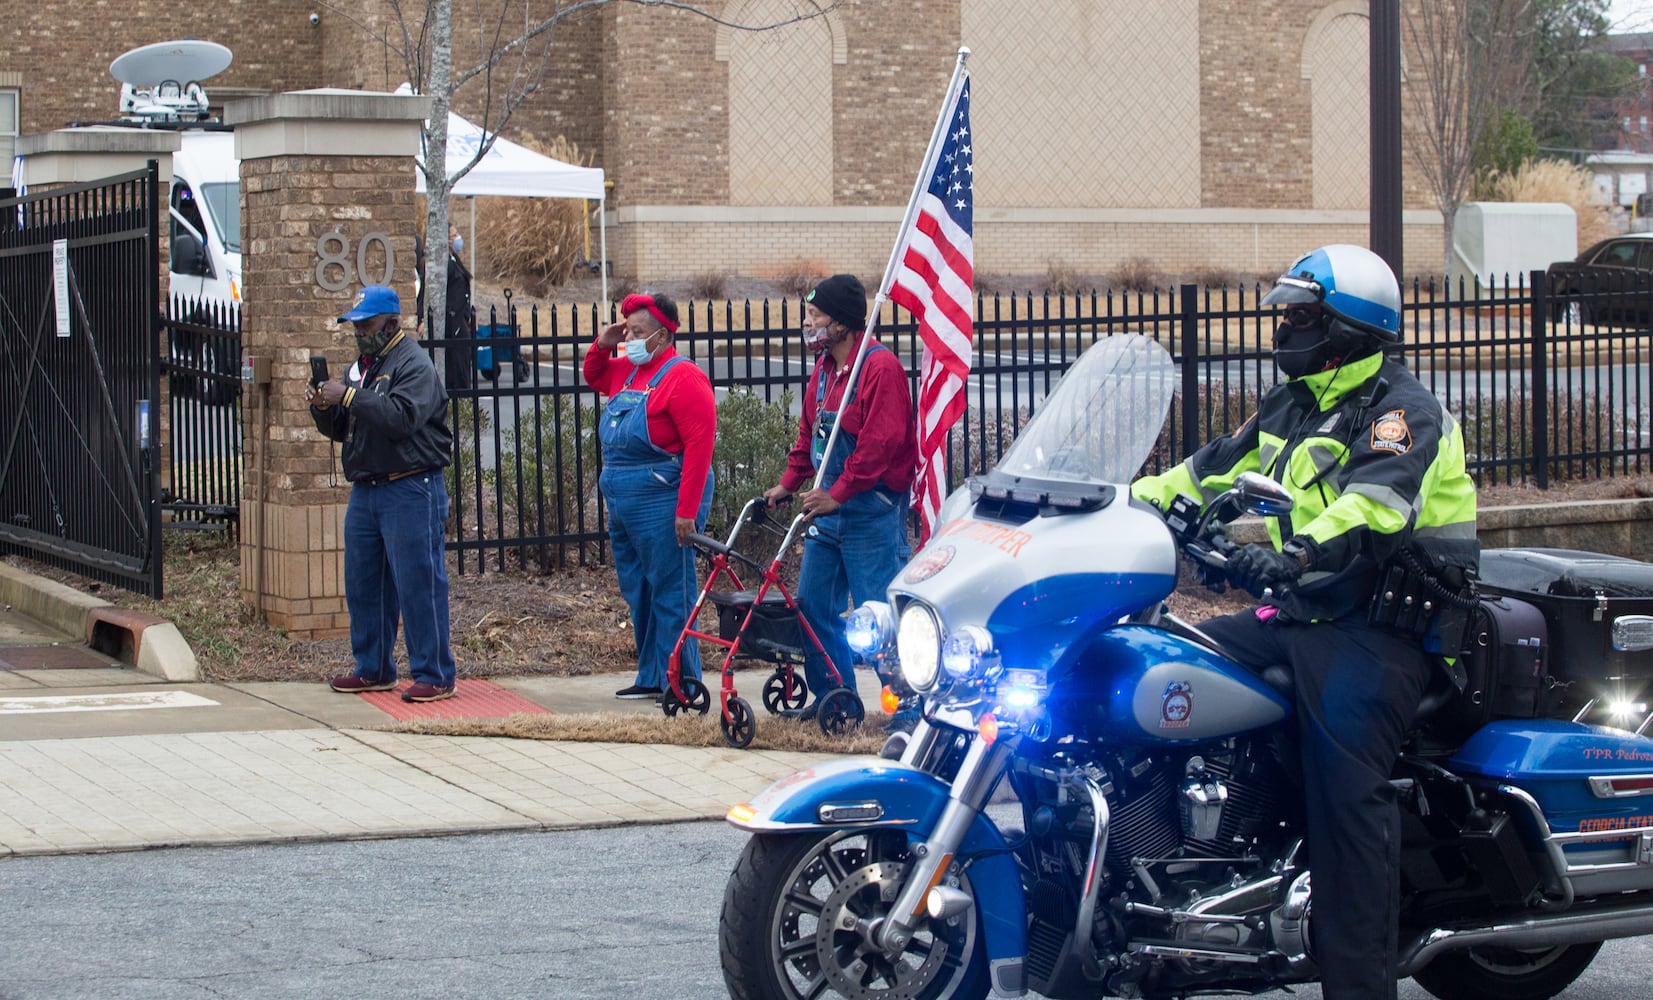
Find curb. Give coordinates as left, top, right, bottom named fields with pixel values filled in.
left=0, top=562, right=199, bottom=682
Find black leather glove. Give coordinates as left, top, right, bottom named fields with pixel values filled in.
left=1194, top=525, right=1233, bottom=592
left=1228, top=542, right=1305, bottom=597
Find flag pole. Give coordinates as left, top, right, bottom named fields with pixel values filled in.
left=810, top=46, right=972, bottom=493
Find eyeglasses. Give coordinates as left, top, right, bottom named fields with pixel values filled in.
left=1281, top=305, right=1324, bottom=329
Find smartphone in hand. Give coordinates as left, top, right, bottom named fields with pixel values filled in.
left=309, top=355, right=329, bottom=389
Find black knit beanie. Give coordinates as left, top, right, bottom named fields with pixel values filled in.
left=807, top=274, right=867, bottom=331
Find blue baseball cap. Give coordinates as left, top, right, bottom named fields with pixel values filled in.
left=339, top=285, right=401, bottom=322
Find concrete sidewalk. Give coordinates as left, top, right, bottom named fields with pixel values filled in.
left=0, top=583, right=858, bottom=858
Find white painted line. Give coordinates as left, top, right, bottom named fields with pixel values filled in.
left=0, top=691, right=220, bottom=714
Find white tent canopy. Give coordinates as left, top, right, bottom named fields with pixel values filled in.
left=400, top=88, right=607, bottom=305
left=415, top=110, right=604, bottom=200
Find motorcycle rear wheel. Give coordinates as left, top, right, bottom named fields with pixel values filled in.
left=1412, top=941, right=1601, bottom=1000
left=720, top=830, right=988, bottom=1000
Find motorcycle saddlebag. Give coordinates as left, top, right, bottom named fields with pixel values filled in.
left=1478, top=548, right=1653, bottom=681
left=1449, top=596, right=1549, bottom=731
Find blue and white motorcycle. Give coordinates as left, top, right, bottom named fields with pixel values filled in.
left=718, top=334, right=1653, bottom=1000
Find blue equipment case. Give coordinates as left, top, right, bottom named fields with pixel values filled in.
left=474, top=322, right=507, bottom=382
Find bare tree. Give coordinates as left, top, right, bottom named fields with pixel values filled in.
left=321, top=0, right=838, bottom=348
left=1405, top=0, right=1536, bottom=277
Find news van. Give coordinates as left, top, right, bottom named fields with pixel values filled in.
left=167, top=128, right=241, bottom=316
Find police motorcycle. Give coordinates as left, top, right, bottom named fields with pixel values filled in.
left=718, top=332, right=1653, bottom=1000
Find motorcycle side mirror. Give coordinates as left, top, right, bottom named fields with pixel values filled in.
left=1233, top=472, right=1294, bottom=517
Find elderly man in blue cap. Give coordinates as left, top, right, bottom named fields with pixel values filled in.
left=308, top=284, right=459, bottom=703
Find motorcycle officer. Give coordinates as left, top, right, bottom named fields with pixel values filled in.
left=1132, top=244, right=1478, bottom=1000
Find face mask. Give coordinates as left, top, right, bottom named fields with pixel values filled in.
left=623, top=334, right=657, bottom=366
left=1272, top=321, right=1331, bottom=379
left=355, top=327, right=393, bottom=357
left=451, top=236, right=463, bottom=254
left=803, top=322, right=833, bottom=353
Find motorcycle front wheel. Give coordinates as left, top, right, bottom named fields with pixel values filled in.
left=1412, top=941, right=1601, bottom=1000
left=720, top=830, right=988, bottom=1000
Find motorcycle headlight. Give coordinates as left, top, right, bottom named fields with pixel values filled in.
left=897, top=603, right=942, bottom=692
left=942, top=624, right=996, bottom=681
left=846, top=601, right=897, bottom=659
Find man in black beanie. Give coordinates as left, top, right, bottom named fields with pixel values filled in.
left=765, top=274, right=917, bottom=729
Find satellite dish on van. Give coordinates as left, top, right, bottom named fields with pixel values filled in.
left=109, top=40, right=231, bottom=123
left=110, top=40, right=232, bottom=87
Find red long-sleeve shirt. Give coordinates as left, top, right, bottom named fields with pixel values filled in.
left=782, top=336, right=917, bottom=503
left=583, top=340, right=717, bottom=519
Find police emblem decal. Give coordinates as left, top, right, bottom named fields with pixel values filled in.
left=1160, top=681, right=1193, bottom=729
left=1370, top=408, right=1412, bottom=455
left=903, top=544, right=956, bottom=583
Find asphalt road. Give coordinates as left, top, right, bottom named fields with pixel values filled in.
left=1, top=821, right=1649, bottom=1000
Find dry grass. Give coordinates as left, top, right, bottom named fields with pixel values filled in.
left=381, top=709, right=895, bottom=755
left=472, top=136, right=595, bottom=287
left=1479, top=159, right=1616, bottom=252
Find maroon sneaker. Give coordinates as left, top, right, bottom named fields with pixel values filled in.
left=402, top=682, right=456, bottom=703
left=330, top=675, right=397, bottom=693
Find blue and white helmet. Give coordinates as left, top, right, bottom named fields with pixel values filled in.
left=1261, top=244, right=1401, bottom=346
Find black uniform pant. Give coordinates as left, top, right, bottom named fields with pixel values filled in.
left=1200, top=609, right=1433, bottom=1000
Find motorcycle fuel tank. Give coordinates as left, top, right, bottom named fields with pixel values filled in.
left=888, top=495, right=1179, bottom=675
left=1052, top=624, right=1291, bottom=743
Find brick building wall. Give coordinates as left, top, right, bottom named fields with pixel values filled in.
left=8, top=1, right=1449, bottom=285
left=1, top=0, right=322, bottom=136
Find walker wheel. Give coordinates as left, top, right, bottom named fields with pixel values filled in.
left=816, top=687, right=865, bottom=736
left=722, top=697, right=756, bottom=748
left=659, top=676, right=711, bottom=717
left=760, top=670, right=809, bottom=714
left=680, top=676, right=712, bottom=715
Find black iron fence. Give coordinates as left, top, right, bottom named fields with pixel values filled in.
left=0, top=166, right=164, bottom=595
left=431, top=273, right=1650, bottom=574
left=162, top=294, right=242, bottom=531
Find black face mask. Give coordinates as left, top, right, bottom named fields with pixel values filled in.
left=1272, top=319, right=1332, bottom=378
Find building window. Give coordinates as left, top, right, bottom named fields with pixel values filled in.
left=1642, top=63, right=1648, bottom=78
left=1643, top=117, right=1649, bottom=134
left=1625, top=116, right=1634, bottom=133
left=0, top=90, right=17, bottom=171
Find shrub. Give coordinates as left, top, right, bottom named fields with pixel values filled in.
left=495, top=394, right=604, bottom=571
left=1191, top=266, right=1247, bottom=290
left=1456, top=389, right=1646, bottom=485
left=687, top=271, right=730, bottom=300
left=1043, top=262, right=1087, bottom=295
left=710, top=388, right=797, bottom=565
left=773, top=260, right=826, bottom=298
left=473, top=136, right=595, bottom=287
left=1109, top=256, right=1164, bottom=293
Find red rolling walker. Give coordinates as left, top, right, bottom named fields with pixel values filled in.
left=661, top=496, right=865, bottom=748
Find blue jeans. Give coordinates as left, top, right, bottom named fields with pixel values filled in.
left=601, top=464, right=713, bottom=687
left=796, top=491, right=909, bottom=698
left=344, top=472, right=456, bottom=688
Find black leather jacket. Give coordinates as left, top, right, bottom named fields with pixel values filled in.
left=311, top=331, right=452, bottom=482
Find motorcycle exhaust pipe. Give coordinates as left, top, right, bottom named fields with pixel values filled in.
left=1398, top=898, right=1653, bottom=976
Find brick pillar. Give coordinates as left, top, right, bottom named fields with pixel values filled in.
left=224, top=90, right=430, bottom=637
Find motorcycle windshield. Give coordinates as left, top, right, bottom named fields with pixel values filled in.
left=990, top=333, right=1178, bottom=488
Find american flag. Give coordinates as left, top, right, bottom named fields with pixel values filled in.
left=890, top=74, right=973, bottom=548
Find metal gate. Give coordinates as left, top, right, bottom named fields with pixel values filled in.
left=0, top=164, right=164, bottom=596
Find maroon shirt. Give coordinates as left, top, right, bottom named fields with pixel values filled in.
left=781, top=336, right=917, bottom=503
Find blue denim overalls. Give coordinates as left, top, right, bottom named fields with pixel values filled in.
left=598, top=357, right=714, bottom=688
left=796, top=346, right=910, bottom=698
